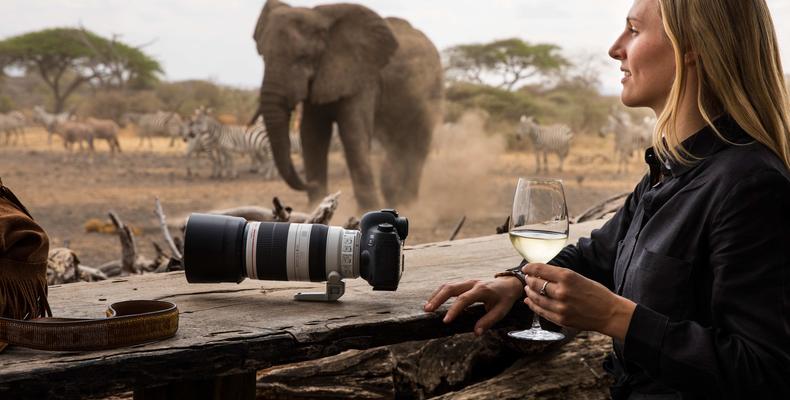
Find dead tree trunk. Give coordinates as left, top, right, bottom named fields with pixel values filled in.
left=256, top=328, right=613, bottom=399
left=108, top=211, right=138, bottom=275
left=433, top=331, right=613, bottom=399
left=177, top=191, right=342, bottom=228
left=108, top=211, right=153, bottom=275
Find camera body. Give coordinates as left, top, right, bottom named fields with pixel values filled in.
left=359, top=209, right=408, bottom=291
left=182, top=209, right=408, bottom=301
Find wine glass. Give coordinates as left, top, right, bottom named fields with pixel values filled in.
left=507, top=178, right=568, bottom=341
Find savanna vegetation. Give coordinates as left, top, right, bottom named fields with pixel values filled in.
left=1, top=30, right=622, bottom=145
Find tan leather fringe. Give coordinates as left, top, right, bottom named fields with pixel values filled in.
left=0, top=274, right=51, bottom=353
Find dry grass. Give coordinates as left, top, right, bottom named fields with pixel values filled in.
left=0, top=123, right=645, bottom=267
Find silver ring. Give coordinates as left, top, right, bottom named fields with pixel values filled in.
left=539, top=281, right=550, bottom=297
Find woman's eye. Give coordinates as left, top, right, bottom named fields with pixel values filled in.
left=628, top=25, right=639, bottom=35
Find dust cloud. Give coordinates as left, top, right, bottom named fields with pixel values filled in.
left=401, top=110, right=507, bottom=235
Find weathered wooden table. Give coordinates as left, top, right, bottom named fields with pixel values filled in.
left=0, top=220, right=605, bottom=399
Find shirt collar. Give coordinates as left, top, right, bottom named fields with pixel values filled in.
left=644, top=114, right=753, bottom=179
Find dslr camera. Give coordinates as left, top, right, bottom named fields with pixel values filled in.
left=182, top=209, right=408, bottom=301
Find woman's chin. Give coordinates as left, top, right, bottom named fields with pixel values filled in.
left=620, top=91, right=643, bottom=108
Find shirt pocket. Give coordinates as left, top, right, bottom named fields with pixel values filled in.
left=633, top=249, right=693, bottom=318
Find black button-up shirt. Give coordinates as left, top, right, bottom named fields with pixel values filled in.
left=549, top=115, right=790, bottom=398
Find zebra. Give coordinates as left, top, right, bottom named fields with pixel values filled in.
left=185, top=111, right=276, bottom=179
left=130, top=111, right=184, bottom=148
left=32, top=106, right=71, bottom=145
left=518, top=115, right=574, bottom=173
left=0, top=111, right=27, bottom=146
left=599, top=112, right=653, bottom=173
left=86, top=117, right=122, bottom=154
left=181, top=115, right=220, bottom=177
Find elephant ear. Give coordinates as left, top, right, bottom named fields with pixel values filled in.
left=310, top=4, right=398, bottom=104
left=253, top=0, right=290, bottom=55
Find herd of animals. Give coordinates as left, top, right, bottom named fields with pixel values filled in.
left=515, top=111, right=655, bottom=174
left=0, top=104, right=656, bottom=177
left=0, top=106, right=288, bottom=180
left=0, top=0, right=657, bottom=210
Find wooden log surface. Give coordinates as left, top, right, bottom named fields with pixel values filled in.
left=0, top=219, right=607, bottom=399
left=433, top=331, right=614, bottom=399
left=255, top=330, right=613, bottom=399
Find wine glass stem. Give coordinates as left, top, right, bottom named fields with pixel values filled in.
left=531, top=313, right=541, bottom=329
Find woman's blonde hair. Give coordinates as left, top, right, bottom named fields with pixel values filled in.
left=656, top=0, right=790, bottom=170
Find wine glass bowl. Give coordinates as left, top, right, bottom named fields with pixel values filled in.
left=507, top=178, right=568, bottom=341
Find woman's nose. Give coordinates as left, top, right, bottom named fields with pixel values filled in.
left=609, top=36, right=626, bottom=60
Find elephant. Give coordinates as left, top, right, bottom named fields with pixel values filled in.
left=250, top=0, right=444, bottom=211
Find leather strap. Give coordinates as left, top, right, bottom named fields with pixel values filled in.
left=0, top=300, right=178, bottom=351
left=495, top=266, right=528, bottom=287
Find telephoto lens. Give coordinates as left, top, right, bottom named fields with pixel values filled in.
left=182, top=209, right=408, bottom=301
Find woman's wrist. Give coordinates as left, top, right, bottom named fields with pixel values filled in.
left=601, top=295, right=637, bottom=341
left=495, top=275, right=526, bottom=300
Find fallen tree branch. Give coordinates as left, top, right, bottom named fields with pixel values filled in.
left=343, top=217, right=360, bottom=230
left=176, top=192, right=342, bottom=228
left=305, top=191, right=341, bottom=224
left=495, top=216, right=510, bottom=234
left=194, top=206, right=309, bottom=224
left=108, top=211, right=155, bottom=275
left=572, top=192, right=629, bottom=224
left=154, top=197, right=182, bottom=260
left=272, top=197, right=291, bottom=221
left=97, top=260, right=121, bottom=277
left=449, top=215, right=466, bottom=241
left=108, top=211, right=140, bottom=275
left=47, top=248, right=108, bottom=284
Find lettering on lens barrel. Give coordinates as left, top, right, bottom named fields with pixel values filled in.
left=182, top=209, right=408, bottom=301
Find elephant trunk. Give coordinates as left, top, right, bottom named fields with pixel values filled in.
left=257, top=86, right=309, bottom=191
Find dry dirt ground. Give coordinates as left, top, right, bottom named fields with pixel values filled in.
left=0, top=120, right=645, bottom=268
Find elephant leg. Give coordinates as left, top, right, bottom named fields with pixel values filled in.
left=378, top=118, right=432, bottom=207
left=300, top=103, right=334, bottom=206
left=337, top=96, right=380, bottom=211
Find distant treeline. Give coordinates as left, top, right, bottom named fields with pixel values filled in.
left=0, top=28, right=633, bottom=141
left=0, top=75, right=258, bottom=125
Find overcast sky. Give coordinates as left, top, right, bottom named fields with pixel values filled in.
left=3, top=0, right=790, bottom=95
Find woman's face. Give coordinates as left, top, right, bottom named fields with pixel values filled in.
left=609, top=0, right=676, bottom=112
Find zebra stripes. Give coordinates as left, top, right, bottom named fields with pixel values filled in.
left=32, top=106, right=71, bottom=145
left=599, top=112, right=654, bottom=173
left=125, top=111, right=184, bottom=148
left=518, top=115, right=574, bottom=173
left=0, top=111, right=26, bottom=145
left=185, top=111, right=276, bottom=179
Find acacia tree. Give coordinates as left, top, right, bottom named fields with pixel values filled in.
left=0, top=28, right=162, bottom=112
left=444, top=38, right=568, bottom=91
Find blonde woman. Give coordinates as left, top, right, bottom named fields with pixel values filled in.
left=424, top=0, right=790, bottom=398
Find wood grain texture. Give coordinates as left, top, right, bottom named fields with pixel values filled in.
left=254, top=331, right=613, bottom=399
left=0, top=220, right=606, bottom=399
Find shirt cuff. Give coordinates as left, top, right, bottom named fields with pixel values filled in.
left=623, top=303, right=669, bottom=376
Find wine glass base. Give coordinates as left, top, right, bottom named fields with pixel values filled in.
left=507, top=328, right=565, bottom=341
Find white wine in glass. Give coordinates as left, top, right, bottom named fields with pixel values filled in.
left=507, top=178, right=568, bottom=341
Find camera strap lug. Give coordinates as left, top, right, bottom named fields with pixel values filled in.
left=294, top=271, right=345, bottom=302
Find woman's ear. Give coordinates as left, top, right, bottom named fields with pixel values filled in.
left=684, top=51, right=698, bottom=66
left=310, top=4, right=398, bottom=104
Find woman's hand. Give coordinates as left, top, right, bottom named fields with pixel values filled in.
left=522, top=263, right=637, bottom=341
left=424, top=277, right=524, bottom=336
